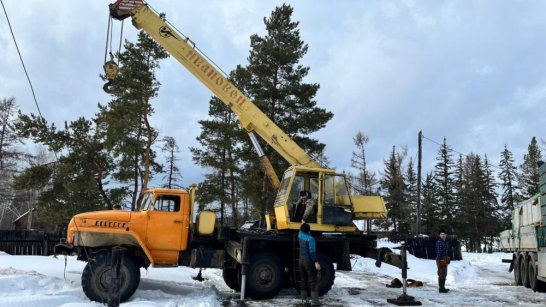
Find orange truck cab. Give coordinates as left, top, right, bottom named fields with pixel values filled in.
left=58, top=186, right=220, bottom=268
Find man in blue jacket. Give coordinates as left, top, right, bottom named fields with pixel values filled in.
left=299, top=223, right=321, bottom=305
left=436, top=229, right=450, bottom=293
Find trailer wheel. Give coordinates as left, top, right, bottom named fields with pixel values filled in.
left=316, top=253, right=335, bottom=296
left=513, top=255, right=522, bottom=285
left=520, top=254, right=530, bottom=288
left=528, top=254, right=546, bottom=292
left=246, top=252, right=284, bottom=299
left=81, top=250, right=141, bottom=303
left=223, top=266, right=241, bottom=292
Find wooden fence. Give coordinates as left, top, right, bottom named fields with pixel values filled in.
left=0, top=230, right=64, bottom=256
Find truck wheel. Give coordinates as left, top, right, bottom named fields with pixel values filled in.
left=81, top=251, right=141, bottom=303
left=520, top=254, right=530, bottom=288
left=246, top=252, right=284, bottom=299
left=514, top=255, right=522, bottom=285
left=528, top=254, right=546, bottom=292
left=223, top=266, right=241, bottom=292
left=316, top=253, right=335, bottom=296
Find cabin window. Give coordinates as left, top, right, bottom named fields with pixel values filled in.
left=323, top=175, right=351, bottom=206
left=153, top=195, right=181, bottom=212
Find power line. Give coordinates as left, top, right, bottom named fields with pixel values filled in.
left=421, top=133, right=499, bottom=170
left=1, top=0, right=44, bottom=119
left=2, top=0, right=60, bottom=162
left=421, top=134, right=469, bottom=158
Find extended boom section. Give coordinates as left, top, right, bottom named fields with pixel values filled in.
left=110, top=1, right=320, bottom=172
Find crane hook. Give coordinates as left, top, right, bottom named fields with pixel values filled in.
left=103, top=61, right=118, bottom=94
left=103, top=80, right=114, bottom=94
left=103, top=53, right=119, bottom=94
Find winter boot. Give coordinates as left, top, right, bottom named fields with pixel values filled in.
left=444, top=279, right=449, bottom=293
left=439, top=279, right=449, bottom=293
left=300, top=285, right=309, bottom=304
left=310, top=291, right=320, bottom=306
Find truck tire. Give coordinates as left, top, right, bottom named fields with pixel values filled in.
left=528, top=254, right=546, bottom=292
left=316, top=253, right=335, bottom=296
left=520, top=254, right=530, bottom=288
left=81, top=250, right=140, bottom=303
left=246, top=252, right=284, bottom=299
left=223, top=266, right=241, bottom=292
left=514, top=255, right=522, bottom=285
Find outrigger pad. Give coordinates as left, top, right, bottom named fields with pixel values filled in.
left=387, top=294, right=422, bottom=306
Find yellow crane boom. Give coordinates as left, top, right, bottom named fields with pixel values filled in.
left=108, top=0, right=321, bottom=189
left=107, top=1, right=389, bottom=231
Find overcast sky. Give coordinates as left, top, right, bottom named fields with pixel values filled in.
left=1, top=0, right=545, bottom=189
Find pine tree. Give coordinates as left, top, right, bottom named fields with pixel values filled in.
left=453, top=154, right=465, bottom=232
left=456, top=153, right=499, bottom=252
left=498, top=145, right=519, bottom=227
left=421, top=172, right=437, bottom=235
left=190, top=68, right=246, bottom=226
left=380, top=146, right=408, bottom=233
left=405, top=157, right=417, bottom=233
left=234, top=4, right=333, bottom=219
left=13, top=32, right=168, bottom=224
left=456, top=153, right=482, bottom=251
left=0, top=97, right=26, bottom=180
left=468, top=154, right=484, bottom=251
left=518, top=137, right=542, bottom=199
left=0, top=97, right=29, bottom=228
left=13, top=116, right=123, bottom=227
left=351, top=131, right=378, bottom=195
left=315, top=149, right=331, bottom=169
left=161, top=136, right=183, bottom=189
left=96, top=31, right=168, bottom=210
left=482, top=155, right=500, bottom=252
left=433, top=138, right=456, bottom=231
left=350, top=131, right=378, bottom=232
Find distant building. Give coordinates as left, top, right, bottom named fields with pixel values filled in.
left=13, top=208, right=49, bottom=230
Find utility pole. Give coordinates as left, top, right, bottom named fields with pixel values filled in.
left=416, top=131, right=422, bottom=234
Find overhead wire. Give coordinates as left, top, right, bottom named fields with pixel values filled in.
left=421, top=133, right=499, bottom=170
left=1, top=0, right=43, bottom=120
left=421, top=134, right=469, bottom=159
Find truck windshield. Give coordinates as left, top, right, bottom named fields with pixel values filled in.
left=141, top=193, right=153, bottom=211
left=274, top=170, right=292, bottom=206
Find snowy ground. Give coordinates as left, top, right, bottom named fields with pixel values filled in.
left=1, top=240, right=546, bottom=307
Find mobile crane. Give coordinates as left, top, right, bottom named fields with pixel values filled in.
left=55, top=0, right=404, bottom=303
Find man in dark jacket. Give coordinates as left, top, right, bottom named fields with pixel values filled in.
left=299, top=223, right=321, bottom=305
left=291, top=191, right=316, bottom=223
left=436, top=229, right=450, bottom=293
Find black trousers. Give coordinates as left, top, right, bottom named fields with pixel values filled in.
left=299, top=259, right=317, bottom=294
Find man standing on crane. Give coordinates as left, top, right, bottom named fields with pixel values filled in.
left=299, top=223, right=321, bottom=306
